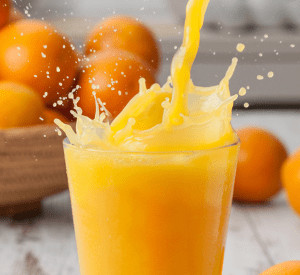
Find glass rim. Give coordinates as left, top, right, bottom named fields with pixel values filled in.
left=63, top=136, right=240, bottom=155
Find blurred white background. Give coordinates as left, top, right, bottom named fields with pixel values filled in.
left=13, top=0, right=300, bottom=108
left=14, top=0, right=300, bottom=27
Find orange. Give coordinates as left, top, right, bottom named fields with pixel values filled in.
left=260, top=261, right=300, bottom=275
left=0, top=19, right=79, bottom=106
left=78, top=49, right=156, bottom=119
left=0, top=81, right=44, bottom=128
left=85, top=16, right=160, bottom=73
left=234, top=127, right=287, bottom=203
left=0, top=0, right=10, bottom=28
left=281, top=149, right=300, bottom=216
left=42, top=109, right=68, bottom=124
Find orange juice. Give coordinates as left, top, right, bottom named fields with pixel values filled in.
left=64, top=142, right=238, bottom=275
left=58, top=0, right=240, bottom=273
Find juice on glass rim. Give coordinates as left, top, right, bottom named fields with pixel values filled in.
left=57, top=0, right=240, bottom=274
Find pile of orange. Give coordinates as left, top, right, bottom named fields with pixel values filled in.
left=0, top=2, right=78, bottom=128
left=79, top=16, right=160, bottom=119
left=0, top=1, right=160, bottom=128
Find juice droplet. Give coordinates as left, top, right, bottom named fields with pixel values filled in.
left=257, top=75, right=264, bottom=80
left=236, top=43, right=245, bottom=53
left=55, top=128, right=62, bottom=136
left=244, top=102, right=249, bottom=108
left=267, top=71, right=274, bottom=78
left=238, top=87, right=246, bottom=96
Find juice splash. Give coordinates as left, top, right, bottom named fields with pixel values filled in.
left=56, top=0, right=239, bottom=151
left=236, top=43, right=245, bottom=53
left=60, top=1, right=241, bottom=274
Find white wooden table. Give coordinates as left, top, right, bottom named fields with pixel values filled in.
left=1, top=111, right=300, bottom=275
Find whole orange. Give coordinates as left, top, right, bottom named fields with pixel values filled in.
left=281, top=149, right=300, bottom=216
left=234, top=127, right=287, bottom=203
left=0, top=81, right=44, bottom=128
left=0, top=19, right=79, bottom=106
left=85, top=16, right=160, bottom=73
left=0, top=0, right=10, bottom=28
left=78, top=49, right=156, bottom=119
left=42, top=109, right=68, bottom=124
left=260, top=261, right=300, bottom=275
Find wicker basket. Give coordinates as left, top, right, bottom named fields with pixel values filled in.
left=0, top=124, right=68, bottom=218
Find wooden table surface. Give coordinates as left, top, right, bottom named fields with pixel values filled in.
left=1, top=111, right=300, bottom=275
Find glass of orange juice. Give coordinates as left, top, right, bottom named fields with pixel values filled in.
left=64, top=138, right=239, bottom=275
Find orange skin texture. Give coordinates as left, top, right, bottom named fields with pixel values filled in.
left=234, top=127, right=287, bottom=203
left=0, top=0, right=10, bottom=29
left=0, top=81, right=44, bottom=128
left=0, top=20, right=79, bottom=106
left=8, top=8, right=24, bottom=23
left=85, top=16, right=160, bottom=74
left=42, top=109, right=68, bottom=124
left=281, top=149, right=300, bottom=216
left=260, top=261, right=300, bottom=275
left=78, top=49, right=156, bottom=119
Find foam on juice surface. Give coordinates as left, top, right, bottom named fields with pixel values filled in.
left=56, top=0, right=239, bottom=152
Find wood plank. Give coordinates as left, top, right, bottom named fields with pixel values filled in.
left=223, top=205, right=271, bottom=275
left=244, top=193, right=300, bottom=272
left=0, top=192, right=80, bottom=275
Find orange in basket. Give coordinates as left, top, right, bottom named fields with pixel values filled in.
left=281, top=149, right=300, bottom=216
left=85, top=16, right=161, bottom=73
left=0, top=0, right=10, bottom=29
left=234, top=127, right=287, bottom=203
left=0, top=19, right=79, bottom=106
left=0, top=81, right=44, bottom=129
left=78, top=49, right=156, bottom=119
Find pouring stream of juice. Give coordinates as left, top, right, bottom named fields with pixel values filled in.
left=56, top=0, right=238, bottom=151
left=168, top=0, right=210, bottom=126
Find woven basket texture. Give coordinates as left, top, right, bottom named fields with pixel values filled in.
left=0, top=124, right=68, bottom=208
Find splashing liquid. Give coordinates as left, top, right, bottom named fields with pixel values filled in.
left=236, top=43, right=245, bottom=53
left=56, top=0, right=239, bottom=152
left=61, top=1, right=241, bottom=274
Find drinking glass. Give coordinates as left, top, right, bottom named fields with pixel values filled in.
left=64, top=139, right=239, bottom=275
